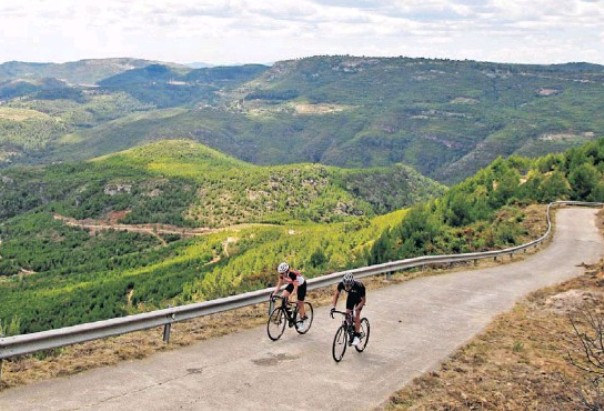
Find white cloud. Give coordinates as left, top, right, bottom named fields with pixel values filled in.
left=0, top=0, right=602, bottom=64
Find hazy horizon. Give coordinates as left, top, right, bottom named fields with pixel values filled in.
left=1, top=1, right=603, bottom=67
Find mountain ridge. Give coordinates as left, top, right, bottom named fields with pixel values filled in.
left=1, top=55, right=603, bottom=184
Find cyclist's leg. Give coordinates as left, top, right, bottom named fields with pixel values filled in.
left=345, top=294, right=355, bottom=326
left=297, top=282, right=307, bottom=318
left=347, top=294, right=362, bottom=334
left=282, top=284, right=294, bottom=311
left=282, top=283, right=294, bottom=300
left=353, top=303, right=363, bottom=334
left=345, top=294, right=361, bottom=345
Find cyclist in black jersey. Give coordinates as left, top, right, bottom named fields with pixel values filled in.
left=331, top=272, right=366, bottom=346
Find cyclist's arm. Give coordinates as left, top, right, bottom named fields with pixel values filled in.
left=356, top=296, right=366, bottom=311
left=273, top=276, right=282, bottom=295
left=332, top=289, right=341, bottom=308
left=292, top=279, right=299, bottom=295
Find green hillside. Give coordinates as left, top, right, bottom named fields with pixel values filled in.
left=1, top=139, right=444, bottom=226
left=0, top=138, right=444, bottom=333
left=1, top=56, right=603, bottom=184
left=370, top=137, right=604, bottom=263
left=1, top=138, right=602, bottom=335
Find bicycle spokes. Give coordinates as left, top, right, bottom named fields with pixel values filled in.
left=332, top=326, right=347, bottom=362
left=267, top=308, right=286, bottom=341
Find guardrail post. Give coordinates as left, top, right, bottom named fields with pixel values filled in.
left=162, top=323, right=172, bottom=343
left=163, top=306, right=175, bottom=343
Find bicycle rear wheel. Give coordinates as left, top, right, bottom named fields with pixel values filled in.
left=267, top=308, right=286, bottom=341
left=332, top=325, right=347, bottom=362
left=295, top=302, right=314, bottom=334
left=354, top=318, right=370, bottom=352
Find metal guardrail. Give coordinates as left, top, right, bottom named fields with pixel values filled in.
left=0, top=201, right=601, bottom=361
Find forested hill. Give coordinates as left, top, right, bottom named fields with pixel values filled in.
left=369, top=137, right=604, bottom=264
left=1, top=56, right=603, bottom=184
left=0, top=139, right=445, bottom=228
left=0, top=138, right=443, bottom=333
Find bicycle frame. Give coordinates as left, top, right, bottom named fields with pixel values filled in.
left=272, top=296, right=298, bottom=325
left=330, top=309, right=370, bottom=361
left=267, top=296, right=314, bottom=341
left=331, top=310, right=355, bottom=338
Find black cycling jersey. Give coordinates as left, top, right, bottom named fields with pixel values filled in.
left=337, top=280, right=365, bottom=298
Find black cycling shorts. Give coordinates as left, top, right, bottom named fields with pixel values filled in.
left=345, top=293, right=362, bottom=311
left=285, top=281, right=307, bottom=301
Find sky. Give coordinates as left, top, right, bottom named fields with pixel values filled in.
left=1, top=0, right=603, bottom=66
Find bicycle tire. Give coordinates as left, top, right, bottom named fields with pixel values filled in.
left=354, top=318, right=370, bottom=352
left=332, top=325, right=347, bottom=362
left=267, top=308, right=286, bottom=341
left=295, top=302, right=314, bottom=334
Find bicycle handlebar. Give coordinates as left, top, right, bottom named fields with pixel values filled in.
left=330, top=309, right=350, bottom=319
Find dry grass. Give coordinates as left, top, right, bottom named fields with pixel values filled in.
left=383, top=208, right=604, bottom=410
left=0, top=203, right=564, bottom=391
left=0, top=107, right=50, bottom=121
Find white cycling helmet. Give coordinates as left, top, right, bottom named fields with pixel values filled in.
left=278, top=262, right=290, bottom=274
left=342, top=272, right=354, bottom=286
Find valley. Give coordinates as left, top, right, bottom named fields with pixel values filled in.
left=2, top=56, right=603, bottom=184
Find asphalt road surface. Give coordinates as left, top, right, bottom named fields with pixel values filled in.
left=1, top=207, right=602, bottom=410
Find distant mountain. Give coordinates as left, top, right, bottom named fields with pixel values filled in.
left=97, top=63, right=269, bottom=108
left=98, top=64, right=188, bottom=87
left=1, top=55, right=603, bottom=184
left=183, top=64, right=268, bottom=83
left=238, top=56, right=604, bottom=183
left=0, top=77, right=73, bottom=100
left=0, top=58, right=187, bottom=85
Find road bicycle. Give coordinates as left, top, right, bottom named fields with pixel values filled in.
left=330, top=309, right=370, bottom=362
left=267, top=296, right=314, bottom=341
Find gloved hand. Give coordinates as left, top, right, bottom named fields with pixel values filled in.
left=330, top=307, right=335, bottom=318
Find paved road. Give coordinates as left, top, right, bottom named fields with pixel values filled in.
left=1, top=207, right=602, bottom=410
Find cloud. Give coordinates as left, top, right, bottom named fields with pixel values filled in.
left=0, top=0, right=602, bottom=65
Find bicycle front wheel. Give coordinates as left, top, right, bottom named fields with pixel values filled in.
left=267, top=308, right=286, bottom=341
left=295, top=302, right=314, bottom=334
left=355, top=318, right=370, bottom=352
left=332, top=325, right=347, bottom=362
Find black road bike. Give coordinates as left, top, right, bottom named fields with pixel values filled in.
left=267, top=296, right=314, bottom=341
left=330, top=310, right=370, bottom=362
